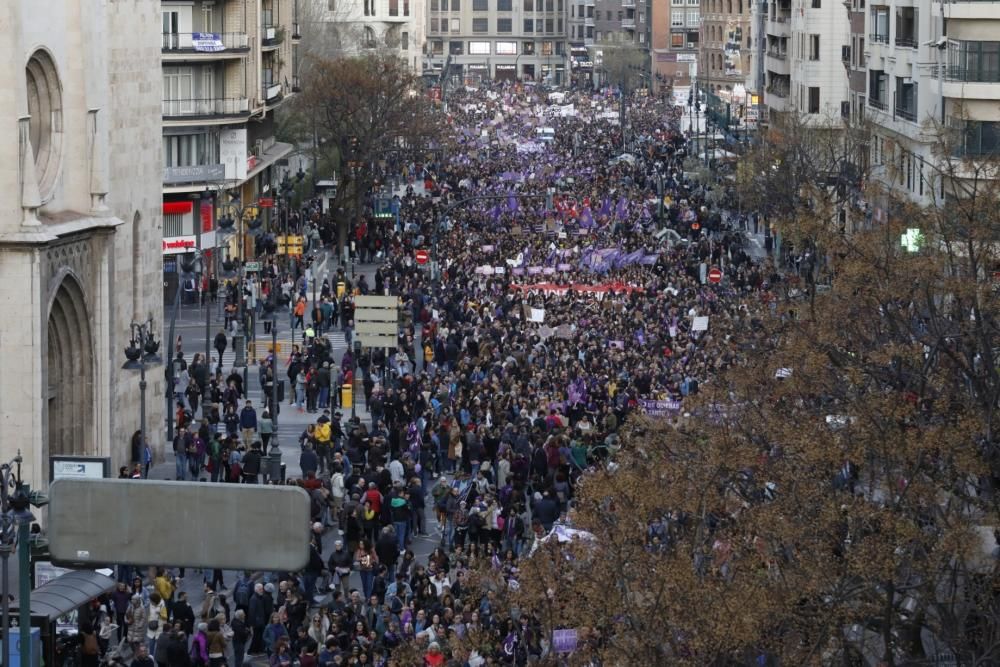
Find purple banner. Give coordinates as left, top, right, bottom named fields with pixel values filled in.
left=639, top=399, right=682, bottom=416
left=512, top=267, right=525, bottom=275
left=552, top=629, right=578, bottom=653
left=527, top=266, right=543, bottom=275
left=542, top=267, right=556, bottom=275
left=557, top=263, right=573, bottom=271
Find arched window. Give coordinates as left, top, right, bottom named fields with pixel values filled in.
left=25, top=49, right=64, bottom=200
left=363, top=26, right=376, bottom=48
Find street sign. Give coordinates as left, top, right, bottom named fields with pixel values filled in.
left=244, top=261, right=261, bottom=272
left=277, top=235, right=304, bottom=256
left=258, top=197, right=275, bottom=208
left=355, top=295, right=399, bottom=349
left=415, top=249, right=430, bottom=265
left=48, top=479, right=310, bottom=571
left=708, top=266, right=723, bottom=284
left=373, top=198, right=394, bottom=219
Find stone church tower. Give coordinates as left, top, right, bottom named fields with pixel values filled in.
left=0, top=0, right=165, bottom=491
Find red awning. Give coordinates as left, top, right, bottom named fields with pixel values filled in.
left=163, top=201, right=193, bottom=215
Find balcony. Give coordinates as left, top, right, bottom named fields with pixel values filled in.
left=162, top=97, right=251, bottom=120
left=765, top=86, right=789, bottom=98
left=767, top=50, right=787, bottom=60
left=895, top=105, right=917, bottom=121
left=262, top=26, right=285, bottom=49
left=894, top=35, right=916, bottom=48
left=938, top=0, right=1000, bottom=21
left=622, top=17, right=636, bottom=29
left=621, top=0, right=635, bottom=5
left=868, top=97, right=888, bottom=111
left=161, top=32, right=250, bottom=60
left=946, top=66, right=1000, bottom=83
left=869, top=32, right=889, bottom=45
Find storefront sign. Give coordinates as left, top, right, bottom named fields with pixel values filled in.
left=164, top=163, right=225, bottom=184
left=162, top=231, right=217, bottom=254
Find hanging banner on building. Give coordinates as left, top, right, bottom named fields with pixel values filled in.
left=192, top=32, right=226, bottom=52
left=221, top=128, right=248, bottom=181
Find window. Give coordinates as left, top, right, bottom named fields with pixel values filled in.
left=807, top=87, right=820, bottom=113
left=432, top=40, right=444, bottom=54
left=524, top=0, right=533, bottom=9
left=546, top=0, right=553, bottom=10
left=809, top=34, right=820, bottom=60
left=473, top=0, right=487, bottom=10
left=639, top=12, right=645, bottom=23
left=523, top=41, right=535, bottom=54
left=639, top=32, right=645, bottom=43
left=524, top=18, right=534, bottom=32
left=556, top=41, right=564, bottom=54
left=442, top=0, right=449, bottom=9
left=431, top=18, right=439, bottom=32
left=671, top=33, right=684, bottom=47
left=949, top=41, right=1000, bottom=83
left=811, top=0, right=820, bottom=6
left=870, top=6, right=888, bottom=44
left=557, top=18, right=562, bottom=32
left=545, top=18, right=553, bottom=33
left=498, top=0, right=512, bottom=9
left=671, top=12, right=684, bottom=27
left=496, top=41, right=517, bottom=54
left=687, top=0, right=698, bottom=4
left=868, top=69, right=887, bottom=109
left=363, top=26, right=376, bottom=47
left=955, top=120, right=1000, bottom=156
left=895, top=76, right=916, bottom=121
left=450, top=40, right=464, bottom=54
left=672, top=0, right=683, bottom=5
left=162, top=133, right=215, bottom=168
left=431, top=0, right=438, bottom=9
left=469, top=41, right=491, bottom=54
left=451, top=0, right=459, bottom=9
left=451, top=18, right=460, bottom=31
left=686, top=10, right=698, bottom=26
left=402, top=32, right=409, bottom=49
left=541, top=41, right=553, bottom=55
left=473, top=17, right=488, bottom=31
left=404, top=0, right=410, bottom=15
left=389, top=0, right=399, bottom=16
left=558, top=0, right=563, bottom=10
left=498, top=18, right=512, bottom=32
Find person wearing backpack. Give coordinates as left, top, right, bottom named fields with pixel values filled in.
left=232, top=572, right=254, bottom=613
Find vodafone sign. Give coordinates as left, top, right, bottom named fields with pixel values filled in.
left=162, top=231, right=217, bottom=255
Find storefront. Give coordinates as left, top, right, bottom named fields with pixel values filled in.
left=162, top=198, right=217, bottom=304
left=495, top=63, right=517, bottom=83
left=570, top=45, right=593, bottom=87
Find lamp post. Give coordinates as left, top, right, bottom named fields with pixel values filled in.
left=0, top=454, right=38, bottom=667
left=123, top=319, right=163, bottom=472
left=261, top=298, right=282, bottom=482
left=217, top=194, right=262, bottom=389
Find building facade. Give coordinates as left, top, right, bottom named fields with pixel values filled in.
left=651, top=0, right=700, bottom=88
left=425, top=0, right=570, bottom=84
left=160, top=0, right=300, bottom=298
left=761, top=0, right=848, bottom=123
left=0, top=0, right=164, bottom=491
left=699, top=0, right=752, bottom=95
left=569, top=0, right=596, bottom=85
left=307, top=0, right=426, bottom=71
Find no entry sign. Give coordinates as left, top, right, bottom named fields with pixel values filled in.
left=708, top=266, right=723, bottom=284
left=415, top=249, right=430, bottom=265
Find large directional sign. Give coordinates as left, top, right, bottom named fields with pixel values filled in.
left=355, top=295, right=399, bottom=349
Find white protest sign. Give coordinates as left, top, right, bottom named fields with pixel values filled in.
left=692, top=316, right=709, bottom=332
left=529, top=308, right=546, bottom=323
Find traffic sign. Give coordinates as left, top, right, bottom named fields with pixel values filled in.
left=708, top=266, right=723, bottom=284
left=244, top=261, right=261, bottom=272
left=258, top=197, right=275, bottom=208
left=415, top=249, right=430, bottom=265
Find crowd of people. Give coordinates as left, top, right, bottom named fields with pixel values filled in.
left=100, top=80, right=779, bottom=667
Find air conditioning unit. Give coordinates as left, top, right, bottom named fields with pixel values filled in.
left=687, top=42, right=696, bottom=48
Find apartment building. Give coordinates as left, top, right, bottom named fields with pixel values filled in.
left=425, top=0, right=570, bottom=83
left=651, top=0, right=700, bottom=88
left=307, top=0, right=426, bottom=71
left=160, top=0, right=300, bottom=292
left=699, top=0, right=752, bottom=95
left=594, top=0, right=652, bottom=48
left=569, top=0, right=596, bottom=84
left=761, top=0, right=848, bottom=123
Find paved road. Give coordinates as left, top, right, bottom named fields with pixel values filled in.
left=149, top=254, right=444, bottom=664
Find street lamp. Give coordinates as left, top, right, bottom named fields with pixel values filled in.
left=122, top=319, right=162, bottom=474
left=261, top=298, right=282, bottom=483
left=217, top=194, right=262, bottom=388
left=0, top=454, right=37, bottom=667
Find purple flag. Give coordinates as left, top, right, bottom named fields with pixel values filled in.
left=490, top=204, right=502, bottom=222
left=639, top=252, right=660, bottom=265
left=598, top=197, right=612, bottom=217
left=508, top=193, right=519, bottom=213
left=579, top=207, right=595, bottom=229
left=615, top=196, right=628, bottom=218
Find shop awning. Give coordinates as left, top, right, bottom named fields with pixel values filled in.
left=11, top=571, right=116, bottom=621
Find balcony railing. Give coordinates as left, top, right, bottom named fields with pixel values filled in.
left=621, top=0, right=635, bottom=6
left=869, top=32, right=889, bottom=44
left=869, top=97, right=888, bottom=111
left=162, top=97, right=251, bottom=118
left=895, top=105, right=917, bottom=121
left=621, top=18, right=636, bottom=28
left=262, top=26, right=285, bottom=47
left=946, top=66, right=1000, bottom=83
left=767, top=50, right=787, bottom=60
left=161, top=32, right=250, bottom=53
left=766, top=87, right=789, bottom=98
left=895, top=36, right=917, bottom=47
